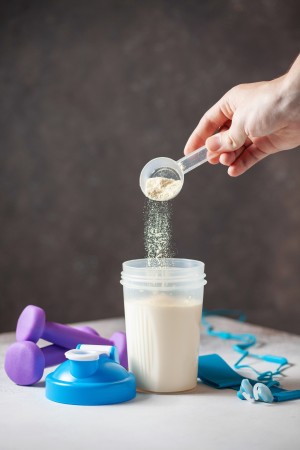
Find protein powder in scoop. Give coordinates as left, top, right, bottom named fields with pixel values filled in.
left=145, top=177, right=183, bottom=202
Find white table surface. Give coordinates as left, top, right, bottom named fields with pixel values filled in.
left=0, top=316, right=299, bottom=450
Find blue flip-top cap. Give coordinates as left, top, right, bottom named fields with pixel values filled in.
left=45, top=345, right=136, bottom=405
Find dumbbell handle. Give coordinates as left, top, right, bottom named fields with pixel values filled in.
left=43, top=321, right=113, bottom=348
left=42, top=325, right=99, bottom=367
left=41, top=326, right=128, bottom=369
left=42, top=344, right=67, bottom=366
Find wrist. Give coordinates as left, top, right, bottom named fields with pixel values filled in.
left=279, top=55, right=300, bottom=120
left=285, top=54, right=300, bottom=90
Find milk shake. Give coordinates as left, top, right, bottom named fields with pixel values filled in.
left=124, top=294, right=202, bottom=392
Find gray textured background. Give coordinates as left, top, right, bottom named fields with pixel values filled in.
left=0, top=0, right=299, bottom=334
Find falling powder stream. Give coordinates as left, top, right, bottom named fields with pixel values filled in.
left=144, top=199, right=176, bottom=265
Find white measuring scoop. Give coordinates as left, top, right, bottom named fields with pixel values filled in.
left=140, top=145, right=207, bottom=200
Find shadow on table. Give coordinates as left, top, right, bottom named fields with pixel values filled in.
left=32, top=381, right=46, bottom=388
left=136, top=382, right=219, bottom=397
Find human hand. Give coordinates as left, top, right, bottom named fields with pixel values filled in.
left=184, top=55, right=300, bottom=176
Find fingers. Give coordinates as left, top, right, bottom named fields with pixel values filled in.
left=219, top=152, right=237, bottom=166
left=184, top=98, right=232, bottom=155
left=207, top=153, right=221, bottom=164
left=228, top=144, right=269, bottom=177
left=208, top=140, right=269, bottom=176
left=209, top=146, right=245, bottom=166
left=206, top=116, right=248, bottom=154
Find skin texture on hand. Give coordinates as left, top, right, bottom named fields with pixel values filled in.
left=184, top=54, right=300, bottom=176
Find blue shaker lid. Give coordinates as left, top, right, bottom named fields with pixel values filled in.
left=45, top=345, right=136, bottom=405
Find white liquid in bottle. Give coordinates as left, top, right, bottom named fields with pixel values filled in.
left=124, top=294, right=202, bottom=393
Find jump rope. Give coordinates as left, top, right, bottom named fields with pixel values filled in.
left=201, top=309, right=290, bottom=387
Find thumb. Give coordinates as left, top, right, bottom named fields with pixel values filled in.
left=206, top=118, right=248, bottom=153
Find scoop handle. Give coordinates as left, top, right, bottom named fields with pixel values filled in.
left=177, top=146, right=207, bottom=175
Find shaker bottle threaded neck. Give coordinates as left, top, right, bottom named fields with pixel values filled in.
left=120, top=258, right=207, bottom=290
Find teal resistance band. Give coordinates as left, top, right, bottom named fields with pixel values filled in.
left=201, top=309, right=290, bottom=386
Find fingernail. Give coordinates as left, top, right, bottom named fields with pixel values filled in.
left=206, top=134, right=221, bottom=152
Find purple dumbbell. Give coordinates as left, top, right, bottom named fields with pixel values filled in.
left=16, top=305, right=128, bottom=368
left=16, top=305, right=114, bottom=347
left=5, top=325, right=100, bottom=386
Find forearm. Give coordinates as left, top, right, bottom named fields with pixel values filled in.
left=286, top=53, right=300, bottom=89
left=280, top=54, right=300, bottom=120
